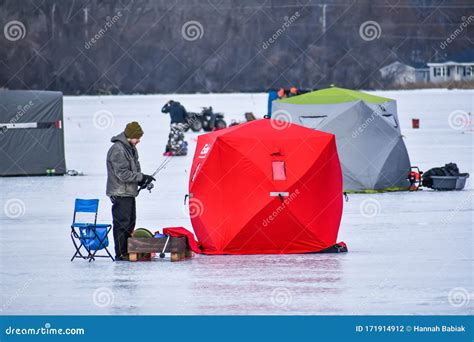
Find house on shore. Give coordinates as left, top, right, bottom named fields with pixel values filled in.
left=379, top=61, right=473, bottom=85
left=427, top=61, right=473, bottom=83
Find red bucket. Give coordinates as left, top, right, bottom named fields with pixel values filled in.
left=412, top=118, right=420, bottom=129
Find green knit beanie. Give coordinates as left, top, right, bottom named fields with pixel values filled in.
left=124, top=121, right=144, bottom=139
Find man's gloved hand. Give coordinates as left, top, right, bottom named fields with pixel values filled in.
left=143, top=174, right=156, bottom=185
left=146, top=182, right=155, bottom=192
left=139, top=174, right=156, bottom=188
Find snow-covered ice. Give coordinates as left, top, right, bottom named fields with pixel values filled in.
left=1, top=90, right=473, bottom=315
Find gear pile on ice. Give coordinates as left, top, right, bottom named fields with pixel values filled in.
left=421, top=162, right=469, bottom=190
left=166, top=123, right=188, bottom=156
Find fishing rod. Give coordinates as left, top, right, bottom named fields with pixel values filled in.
left=139, top=130, right=188, bottom=193
left=138, top=154, right=173, bottom=193
left=151, top=154, right=174, bottom=177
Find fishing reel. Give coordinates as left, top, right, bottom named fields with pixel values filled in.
left=145, top=181, right=154, bottom=193
left=138, top=179, right=155, bottom=193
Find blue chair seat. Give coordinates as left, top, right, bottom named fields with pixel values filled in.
left=78, top=226, right=109, bottom=250
left=72, top=223, right=111, bottom=229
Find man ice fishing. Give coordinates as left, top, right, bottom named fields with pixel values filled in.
left=161, top=100, right=188, bottom=156
left=106, top=122, right=155, bottom=261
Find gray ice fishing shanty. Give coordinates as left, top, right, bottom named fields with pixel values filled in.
left=272, top=87, right=411, bottom=192
left=0, top=90, right=66, bottom=176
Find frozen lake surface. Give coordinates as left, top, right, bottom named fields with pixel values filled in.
left=1, top=90, right=473, bottom=315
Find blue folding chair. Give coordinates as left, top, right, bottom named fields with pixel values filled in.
left=70, top=199, right=114, bottom=262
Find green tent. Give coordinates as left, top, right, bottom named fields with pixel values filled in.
left=272, top=87, right=411, bottom=192
left=278, top=87, right=392, bottom=105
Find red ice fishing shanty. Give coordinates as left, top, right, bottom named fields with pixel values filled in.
left=188, top=119, right=347, bottom=255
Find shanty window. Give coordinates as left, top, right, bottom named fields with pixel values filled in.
left=382, top=114, right=398, bottom=128
left=299, top=115, right=327, bottom=129
left=272, top=161, right=286, bottom=181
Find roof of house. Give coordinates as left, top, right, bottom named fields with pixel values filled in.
left=427, top=61, right=474, bottom=67
left=379, top=61, right=416, bottom=72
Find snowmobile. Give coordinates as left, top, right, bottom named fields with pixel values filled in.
left=185, top=106, right=227, bottom=132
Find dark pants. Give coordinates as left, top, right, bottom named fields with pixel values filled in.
left=111, top=196, right=136, bottom=258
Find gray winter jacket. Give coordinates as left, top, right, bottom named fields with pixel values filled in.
left=106, top=132, right=143, bottom=197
